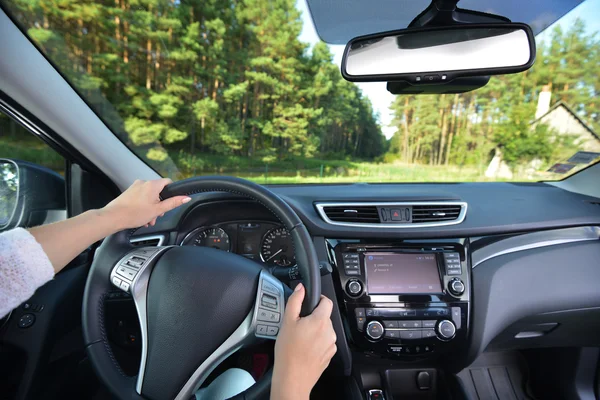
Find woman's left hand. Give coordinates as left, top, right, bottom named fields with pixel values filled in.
left=101, top=179, right=191, bottom=229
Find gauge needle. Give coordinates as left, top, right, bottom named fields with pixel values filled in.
left=266, top=249, right=283, bottom=262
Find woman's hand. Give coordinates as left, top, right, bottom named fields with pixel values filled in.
left=271, top=284, right=337, bottom=400
left=101, top=178, right=191, bottom=230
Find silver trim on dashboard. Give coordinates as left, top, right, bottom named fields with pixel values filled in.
left=315, top=201, right=468, bottom=228
left=471, top=226, right=600, bottom=268
left=130, top=234, right=166, bottom=247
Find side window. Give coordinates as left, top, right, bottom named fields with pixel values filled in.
left=0, top=112, right=65, bottom=174
left=0, top=112, right=67, bottom=230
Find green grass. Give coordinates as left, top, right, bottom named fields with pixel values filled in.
left=0, top=138, right=64, bottom=172
left=179, top=160, right=552, bottom=184
left=1, top=136, right=565, bottom=184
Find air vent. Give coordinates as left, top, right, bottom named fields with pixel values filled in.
left=315, top=202, right=467, bottom=228
left=130, top=235, right=164, bottom=247
left=412, top=205, right=462, bottom=223
left=321, top=205, right=380, bottom=223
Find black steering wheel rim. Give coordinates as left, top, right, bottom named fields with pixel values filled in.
left=82, top=176, right=321, bottom=400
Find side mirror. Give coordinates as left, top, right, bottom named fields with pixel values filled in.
left=0, top=159, right=65, bottom=231
left=0, top=160, right=19, bottom=230
left=341, top=23, right=535, bottom=83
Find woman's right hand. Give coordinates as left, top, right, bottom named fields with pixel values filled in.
left=271, top=284, right=337, bottom=400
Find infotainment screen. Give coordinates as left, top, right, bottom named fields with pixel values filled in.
left=364, top=252, right=442, bottom=294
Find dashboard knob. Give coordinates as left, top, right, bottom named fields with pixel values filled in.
left=448, top=278, right=465, bottom=296
left=366, top=321, right=385, bottom=340
left=347, top=280, right=363, bottom=296
left=436, top=320, right=456, bottom=341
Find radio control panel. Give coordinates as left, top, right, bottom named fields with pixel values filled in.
left=329, top=241, right=470, bottom=358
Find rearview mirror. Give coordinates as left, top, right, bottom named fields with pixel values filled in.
left=342, top=23, right=535, bottom=83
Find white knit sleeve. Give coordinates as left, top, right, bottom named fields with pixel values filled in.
left=0, top=228, right=55, bottom=318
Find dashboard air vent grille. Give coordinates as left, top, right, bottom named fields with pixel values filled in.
left=322, top=205, right=380, bottom=223
left=315, top=202, right=467, bottom=228
left=412, top=205, right=462, bottom=223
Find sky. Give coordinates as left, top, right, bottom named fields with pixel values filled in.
left=296, top=0, right=600, bottom=139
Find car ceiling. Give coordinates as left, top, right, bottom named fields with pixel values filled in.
left=306, top=0, right=585, bottom=44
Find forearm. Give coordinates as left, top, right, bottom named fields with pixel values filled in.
left=270, top=386, right=309, bottom=400
left=28, top=209, right=121, bottom=274
left=271, top=366, right=310, bottom=400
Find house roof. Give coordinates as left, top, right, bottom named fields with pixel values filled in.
left=532, top=100, right=600, bottom=141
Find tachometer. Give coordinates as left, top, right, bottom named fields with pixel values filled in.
left=193, top=227, right=231, bottom=252
left=260, top=227, right=295, bottom=267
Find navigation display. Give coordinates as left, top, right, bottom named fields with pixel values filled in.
left=365, top=252, right=442, bottom=294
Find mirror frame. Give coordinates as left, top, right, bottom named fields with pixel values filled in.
left=0, top=158, right=20, bottom=230
left=341, top=23, right=536, bottom=83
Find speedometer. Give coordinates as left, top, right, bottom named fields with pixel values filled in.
left=260, top=227, right=295, bottom=267
left=193, top=227, right=231, bottom=252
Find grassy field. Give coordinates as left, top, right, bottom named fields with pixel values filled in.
left=188, top=162, right=556, bottom=184
left=1, top=137, right=565, bottom=184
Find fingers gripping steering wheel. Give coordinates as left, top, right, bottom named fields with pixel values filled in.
left=82, top=177, right=321, bottom=400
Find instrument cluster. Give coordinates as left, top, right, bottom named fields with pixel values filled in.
left=180, top=220, right=295, bottom=267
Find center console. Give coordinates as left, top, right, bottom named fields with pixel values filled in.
left=330, top=241, right=470, bottom=359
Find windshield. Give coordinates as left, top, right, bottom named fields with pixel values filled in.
left=2, top=0, right=599, bottom=183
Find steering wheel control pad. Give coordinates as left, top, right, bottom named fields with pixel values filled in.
left=253, top=273, right=285, bottom=339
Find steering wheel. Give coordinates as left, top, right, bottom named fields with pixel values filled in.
left=82, top=177, right=321, bottom=400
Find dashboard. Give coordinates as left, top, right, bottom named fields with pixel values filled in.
left=179, top=221, right=295, bottom=267
left=125, top=181, right=600, bottom=396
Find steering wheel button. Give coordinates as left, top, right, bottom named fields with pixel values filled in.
left=269, top=311, right=280, bottom=322
left=261, top=301, right=277, bottom=310
left=119, top=281, right=130, bottom=291
left=266, top=326, right=279, bottom=336
left=112, top=276, right=122, bottom=287
left=125, top=261, right=141, bottom=270
left=257, top=308, right=280, bottom=323
left=261, top=294, right=277, bottom=306
left=262, top=281, right=279, bottom=295
left=116, top=266, right=137, bottom=280
left=257, top=325, right=268, bottom=335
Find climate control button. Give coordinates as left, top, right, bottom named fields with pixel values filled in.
left=366, top=321, right=385, bottom=340
left=436, top=319, right=456, bottom=340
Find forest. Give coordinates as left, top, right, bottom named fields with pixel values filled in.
left=4, top=0, right=386, bottom=177
left=1, top=0, right=599, bottom=182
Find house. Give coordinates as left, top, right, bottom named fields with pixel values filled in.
left=532, top=88, right=600, bottom=152
left=485, top=86, right=600, bottom=179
